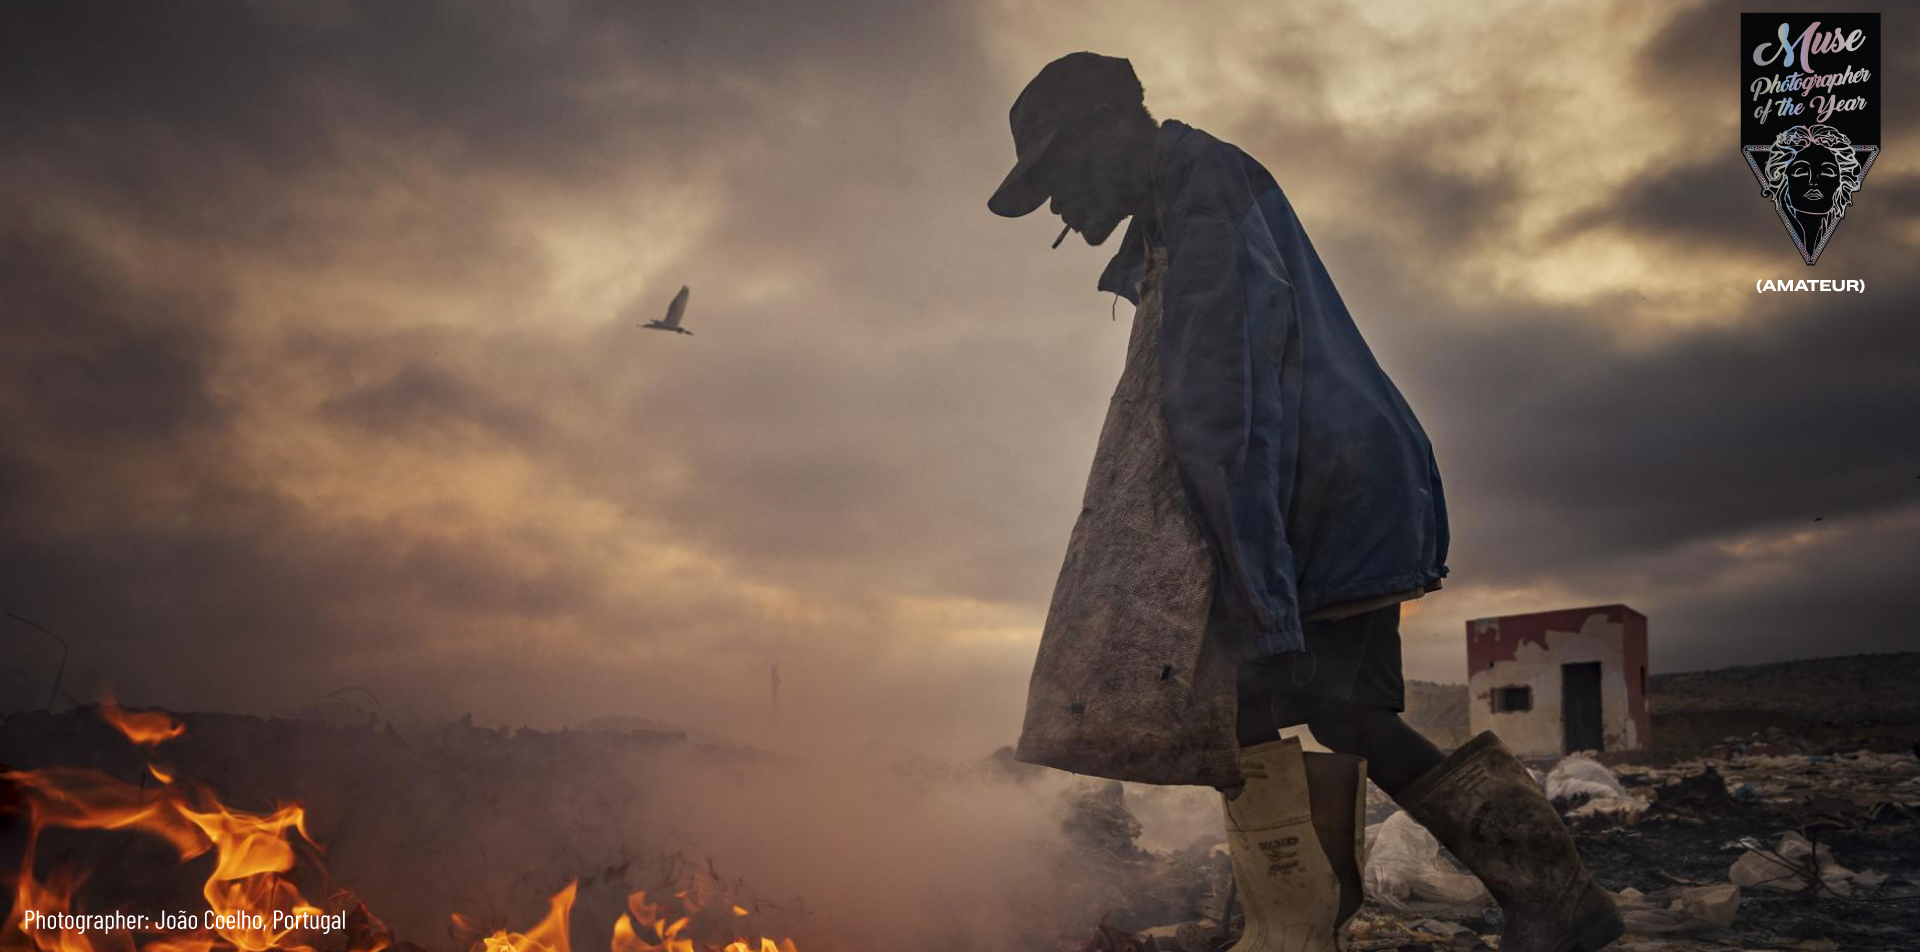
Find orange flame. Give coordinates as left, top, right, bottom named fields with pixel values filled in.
left=10, top=865, right=113, bottom=952
left=4, top=766, right=208, bottom=859
left=99, top=701, right=186, bottom=747
left=463, top=882, right=576, bottom=952
left=7, top=705, right=817, bottom=952
left=178, top=802, right=322, bottom=952
left=605, top=886, right=802, bottom=952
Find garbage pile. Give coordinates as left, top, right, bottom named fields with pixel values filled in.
left=1071, top=742, right=1920, bottom=952
left=1046, top=780, right=1234, bottom=945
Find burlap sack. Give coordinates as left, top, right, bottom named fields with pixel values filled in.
left=1013, top=247, right=1242, bottom=789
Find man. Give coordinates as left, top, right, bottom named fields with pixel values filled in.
left=990, top=53, right=1622, bottom=952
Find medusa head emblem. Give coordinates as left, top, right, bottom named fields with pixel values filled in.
left=1744, top=124, right=1877, bottom=265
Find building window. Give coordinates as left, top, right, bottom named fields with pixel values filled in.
left=1493, top=685, right=1532, bottom=713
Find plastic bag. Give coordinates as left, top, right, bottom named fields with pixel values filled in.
left=1544, top=754, right=1625, bottom=805
left=1612, top=884, right=1741, bottom=934
left=1566, top=794, right=1650, bottom=828
left=1362, top=811, right=1489, bottom=907
left=1729, top=831, right=1856, bottom=897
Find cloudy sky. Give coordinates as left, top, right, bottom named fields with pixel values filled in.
left=2, top=0, right=1914, bottom=757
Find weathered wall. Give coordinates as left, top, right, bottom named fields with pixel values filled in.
left=1466, top=605, right=1649, bottom=757
left=1621, top=610, right=1652, bottom=750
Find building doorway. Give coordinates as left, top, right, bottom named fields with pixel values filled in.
left=1562, top=661, right=1604, bottom=753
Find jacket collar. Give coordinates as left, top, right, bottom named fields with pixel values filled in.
left=1096, top=119, right=1190, bottom=304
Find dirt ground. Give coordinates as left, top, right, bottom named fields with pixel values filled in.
left=1342, top=743, right=1920, bottom=952
left=7, top=666, right=1920, bottom=952
left=1576, top=748, right=1920, bottom=951
left=1077, top=733, right=1920, bottom=952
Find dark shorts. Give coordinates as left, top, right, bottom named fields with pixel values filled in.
left=1236, top=603, right=1406, bottom=729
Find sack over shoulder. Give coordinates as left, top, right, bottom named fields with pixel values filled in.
left=1013, top=248, right=1242, bottom=790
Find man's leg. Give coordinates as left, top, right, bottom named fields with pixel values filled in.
left=1225, top=677, right=1347, bottom=950
left=1307, top=699, right=1622, bottom=951
left=1234, top=674, right=1284, bottom=749
left=1394, top=732, right=1624, bottom=952
left=1300, top=698, right=1444, bottom=797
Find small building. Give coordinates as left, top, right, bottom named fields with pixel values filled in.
left=1466, top=604, right=1650, bottom=757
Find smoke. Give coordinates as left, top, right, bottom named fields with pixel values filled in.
left=2, top=709, right=1225, bottom=952
left=632, top=748, right=1074, bottom=949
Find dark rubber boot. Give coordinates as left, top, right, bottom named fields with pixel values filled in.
left=1303, top=751, right=1366, bottom=929
left=1395, top=732, right=1624, bottom=952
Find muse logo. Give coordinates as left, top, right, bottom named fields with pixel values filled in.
left=1742, top=14, right=1879, bottom=265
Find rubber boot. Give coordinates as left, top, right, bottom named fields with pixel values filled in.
left=1303, top=752, right=1366, bottom=929
left=1222, top=738, right=1341, bottom=952
left=1395, top=732, right=1625, bottom=952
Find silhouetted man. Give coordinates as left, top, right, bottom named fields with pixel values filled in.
left=991, top=52, right=1621, bottom=952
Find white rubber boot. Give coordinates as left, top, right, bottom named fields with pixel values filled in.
left=1222, top=738, right=1343, bottom=952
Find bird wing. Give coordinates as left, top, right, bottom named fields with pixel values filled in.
left=662, top=285, right=690, bottom=327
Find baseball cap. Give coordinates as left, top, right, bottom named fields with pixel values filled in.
left=988, top=52, right=1144, bottom=218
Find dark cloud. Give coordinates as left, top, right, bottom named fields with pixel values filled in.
left=1551, top=155, right=1781, bottom=255
left=1383, top=160, right=1519, bottom=247
left=1637, top=0, right=1919, bottom=109
left=1423, top=283, right=1920, bottom=579
left=1551, top=157, right=1916, bottom=260
left=0, top=0, right=1026, bottom=750
left=1543, top=1, right=1919, bottom=262
left=1643, top=506, right=1920, bottom=670
left=1, top=0, right=1916, bottom=758
left=0, top=0, right=962, bottom=175
left=324, top=362, right=548, bottom=444
left=1317, top=184, right=1918, bottom=650
left=0, top=212, right=229, bottom=441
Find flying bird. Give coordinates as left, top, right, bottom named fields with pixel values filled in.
left=642, top=285, right=694, bottom=335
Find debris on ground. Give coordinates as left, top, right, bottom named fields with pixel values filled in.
left=9, top=702, right=1920, bottom=952
left=1047, top=780, right=1232, bottom=940
left=1063, top=780, right=1150, bottom=859
left=1547, top=753, right=1651, bottom=828
left=1567, top=791, right=1652, bottom=828
left=1726, top=831, right=1886, bottom=898
left=1546, top=753, right=1628, bottom=806
left=1362, top=811, right=1490, bottom=912
left=1086, top=733, right=1920, bottom=951
left=1647, top=764, right=1739, bottom=821
left=1610, top=883, right=1740, bottom=934
left=1579, top=744, right=1920, bottom=950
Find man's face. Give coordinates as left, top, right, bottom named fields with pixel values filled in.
left=1786, top=144, right=1841, bottom=215
left=1037, top=110, right=1137, bottom=246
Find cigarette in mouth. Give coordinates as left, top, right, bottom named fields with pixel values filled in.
left=1051, top=224, right=1071, bottom=249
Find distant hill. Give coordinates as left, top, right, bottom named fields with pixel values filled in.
left=1650, top=651, right=1920, bottom=726
left=1404, top=679, right=1471, bottom=747
left=1391, top=653, right=1920, bottom=755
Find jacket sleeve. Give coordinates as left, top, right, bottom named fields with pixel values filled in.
left=1156, top=141, right=1304, bottom=659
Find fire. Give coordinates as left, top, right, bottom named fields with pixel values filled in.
left=607, top=889, right=799, bottom=952
left=5, top=766, right=207, bottom=859
left=2, top=706, right=815, bottom=952
left=460, top=884, right=576, bottom=952
left=99, top=701, right=186, bottom=747
left=176, top=802, right=323, bottom=952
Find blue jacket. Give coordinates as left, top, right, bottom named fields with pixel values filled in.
left=1097, top=120, right=1449, bottom=661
